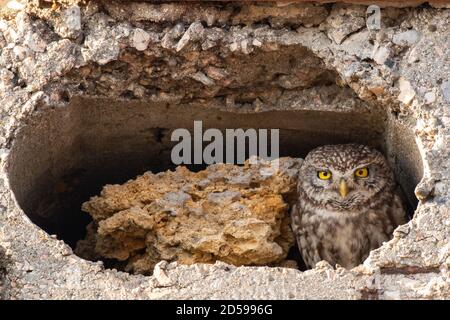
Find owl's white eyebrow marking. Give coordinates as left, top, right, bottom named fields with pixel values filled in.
left=313, top=167, right=331, bottom=171
left=354, top=161, right=377, bottom=169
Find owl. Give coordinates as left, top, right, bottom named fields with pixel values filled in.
left=291, top=144, right=406, bottom=269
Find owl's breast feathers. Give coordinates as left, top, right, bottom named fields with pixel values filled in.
left=291, top=190, right=406, bottom=269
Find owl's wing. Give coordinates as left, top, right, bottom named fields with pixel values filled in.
left=290, top=203, right=301, bottom=233
left=290, top=202, right=307, bottom=249
left=393, top=185, right=409, bottom=224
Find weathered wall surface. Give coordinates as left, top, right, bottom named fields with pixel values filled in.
left=0, top=1, right=448, bottom=299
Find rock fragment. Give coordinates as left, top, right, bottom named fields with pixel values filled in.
left=398, top=77, right=416, bottom=105
left=326, top=5, right=366, bottom=44
left=392, top=30, right=420, bottom=46
left=373, top=45, right=392, bottom=65
left=441, top=80, right=450, bottom=102
left=54, top=5, right=82, bottom=39
left=23, top=32, right=46, bottom=53
left=82, top=32, right=119, bottom=65
left=131, top=28, right=151, bottom=51
left=161, top=23, right=185, bottom=49
left=205, top=66, right=228, bottom=81
left=190, top=71, right=215, bottom=86
left=153, top=261, right=174, bottom=287
left=176, top=21, right=204, bottom=52
left=76, top=158, right=301, bottom=274
left=424, top=91, right=436, bottom=104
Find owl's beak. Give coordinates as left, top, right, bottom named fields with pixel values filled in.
left=339, top=179, right=349, bottom=198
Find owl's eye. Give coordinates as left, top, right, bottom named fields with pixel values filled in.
left=355, top=167, right=369, bottom=178
left=317, top=171, right=332, bottom=180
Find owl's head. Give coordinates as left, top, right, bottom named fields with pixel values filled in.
left=300, top=144, right=395, bottom=211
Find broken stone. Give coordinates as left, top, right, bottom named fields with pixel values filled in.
left=407, top=47, right=420, bottom=64
left=441, top=80, right=450, bottom=102
left=252, top=38, right=262, bottom=47
left=189, top=71, right=215, bottom=86
left=201, top=27, right=225, bottom=50
left=205, top=66, right=228, bottom=81
left=153, top=261, right=174, bottom=287
left=161, top=23, right=185, bottom=49
left=326, top=5, right=366, bottom=44
left=229, top=42, right=238, bottom=52
left=76, top=158, right=301, bottom=274
left=82, top=34, right=120, bottom=65
left=0, top=69, right=14, bottom=90
left=54, top=5, right=82, bottom=39
left=240, top=39, right=252, bottom=54
left=131, top=28, right=151, bottom=51
left=367, top=82, right=386, bottom=97
left=12, top=45, right=28, bottom=61
left=65, top=6, right=82, bottom=30
left=341, top=30, right=373, bottom=60
left=0, top=20, right=7, bottom=32
left=415, top=177, right=435, bottom=201
left=176, top=21, right=204, bottom=52
left=5, top=0, right=24, bottom=11
left=398, top=77, right=416, bottom=105
left=14, top=11, right=31, bottom=35
left=372, top=45, right=392, bottom=65
left=424, top=91, right=436, bottom=104
left=23, top=32, right=46, bottom=53
left=392, top=30, right=420, bottom=46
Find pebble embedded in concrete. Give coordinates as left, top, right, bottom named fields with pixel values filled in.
left=373, top=45, right=392, bottom=65
left=398, top=77, right=416, bottom=105
left=131, top=28, right=151, bottom=51
left=392, top=30, right=420, bottom=46
left=441, top=80, right=450, bottom=102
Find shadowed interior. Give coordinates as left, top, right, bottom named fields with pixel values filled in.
left=7, top=96, right=423, bottom=269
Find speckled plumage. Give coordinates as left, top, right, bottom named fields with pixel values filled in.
left=291, top=144, right=406, bottom=269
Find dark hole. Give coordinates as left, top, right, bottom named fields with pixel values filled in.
left=120, top=90, right=136, bottom=99
left=7, top=96, right=423, bottom=271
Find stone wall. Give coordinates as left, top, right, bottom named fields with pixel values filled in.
left=0, top=1, right=448, bottom=299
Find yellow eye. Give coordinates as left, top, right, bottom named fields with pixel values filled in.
left=317, top=171, right=332, bottom=180
left=355, top=167, right=369, bottom=178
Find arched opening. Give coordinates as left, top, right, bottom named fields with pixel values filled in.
left=7, top=94, right=422, bottom=272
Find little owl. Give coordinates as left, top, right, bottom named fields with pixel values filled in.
left=291, top=144, right=406, bottom=269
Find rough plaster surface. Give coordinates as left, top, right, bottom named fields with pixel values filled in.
left=0, top=1, right=448, bottom=299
